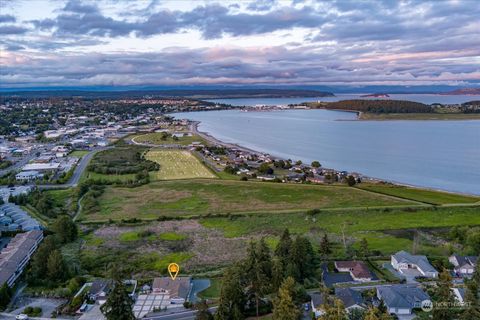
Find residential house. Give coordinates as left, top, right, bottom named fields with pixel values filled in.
left=88, top=279, right=113, bottom=304
left=391, top=251, right=438, bottom=278
left=335, top=261, right=375, bottom=282
left=152, top=277, right=192, bottom=304
left=377, top=285, right=431, bottom=316
left=310, top=288, right=365, bottom=317
left=307, top=175, right=325, bottom=184
left=452, top=288, right=466, bottom=306
left=449, top=255, right=477, bottom=277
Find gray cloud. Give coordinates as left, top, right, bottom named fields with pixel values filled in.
left=0, top=14, right=16, bottom=23
left=0, top=25, right=29, bottom=35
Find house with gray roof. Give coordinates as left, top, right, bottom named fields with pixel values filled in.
left=310, top=288, right=365, bottom=317
left=377, top=285, right=430, bottom=316
left=449, top=255, right=477, bottom=277
left=391, top=251, right=438, bottom=278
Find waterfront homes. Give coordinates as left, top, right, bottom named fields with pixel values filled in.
left=0, top=230, right=44, bottom=287
left=391, top=251, right=438, bottom=278
left=335, top=261, right=375, bottom=282
left=449, top=254, right=477, bottom=277
left=377, top=285, right=431, bottom=316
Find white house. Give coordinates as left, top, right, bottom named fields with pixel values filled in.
left=391, top=251, right=438, bottom=278
left=449, top=255, right=477, bottom=277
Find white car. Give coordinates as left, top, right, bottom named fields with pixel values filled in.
left=16, top=314, right=29, bottom=320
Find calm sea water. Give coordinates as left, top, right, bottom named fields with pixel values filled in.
left=207, top=94, right=480, bottom=106
left=173, top=109, right=480, bottom=195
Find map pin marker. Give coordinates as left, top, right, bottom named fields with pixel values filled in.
left=168, top=263, right=180, bottom=280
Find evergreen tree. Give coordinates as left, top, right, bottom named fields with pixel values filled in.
left=289, top=236, right=315, bottom=281
left=52, top=215, right=78, bottom=244
left=319, top=234, right=332, bottom=257
left=46, top=249, right=68, bottom=282
left=359, top=238, right=369, bottom=257
left=432, top=268, right=455, bottom=320
left=271, top=257, right=284, bottom=293
left=29, top=236, right=57, bottom=284
left=460, top=279, right=480, bottom=320
left=101, top=279, right=134, bottom=320
left=275, top=229, right=292, bottom=269
left=215, top=265, right=246, bottom=320
left=272, top=277, right=301, bottom=320
left=195, top=300, right=214, bottom=320
left=0, top=283, right=12, bottom=311
left=244, top=239, right=272, bottom=317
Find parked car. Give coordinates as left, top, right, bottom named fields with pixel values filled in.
left=16, top=315, right=29, bottom=320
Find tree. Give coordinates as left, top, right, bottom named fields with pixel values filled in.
left=272, top=277, right=301, bottom=320
left=432, top=268, right=455, bottom=320
left=52, top=215, right=78, bottom=244
left=346, top=175, right=356, bottom=186
left=258, top=163, right=273, bottom=175
left=29, top=236, right=57, bottom=283
left=215, top=265, right=246, bottom=320
left=311, top=161, right=321, bottom=168
left=101, top=279, right=134, bottom=320
left=460, top=279, right=480, bottom=319
left=319, top=234, right=332, bottom=257
left=322, top=298, right=347, bottom=320
left=290, top=236, right=315, bottom=281
left=275, top=229, right=292, bottom=269
left=244, top=239, right=272, bottom=317
left=195, top=300, right=214, bottom=320
left=46, top=249, right=68, bottom=282
left=271, top=257, right=284, bottom=293
left=0, top=283, right=12, bottom=311
left=359, top=238, right=369, bottom=258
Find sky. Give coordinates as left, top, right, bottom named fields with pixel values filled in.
left=0, top=0, right=479, bottom=89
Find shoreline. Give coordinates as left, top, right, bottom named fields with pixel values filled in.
left=186, top=119, right=479, bottom=197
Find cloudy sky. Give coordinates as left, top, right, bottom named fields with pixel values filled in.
left=0, top=0, right=479, bottom=88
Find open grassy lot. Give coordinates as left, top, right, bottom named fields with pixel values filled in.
left=69, top=150, right=90, bottom=158
left=200, top=206, right=480, bottom=238
left=357, top=183, right=480, bottom=204
left=200, top=206, right=480, bottom=255
left=81, top=171, right=139, bottom=182
left=145, top=150, right=217, bottom=180
left=80, top=179, right=416, bottom=221
left=133, top=132, right=208, bottom=146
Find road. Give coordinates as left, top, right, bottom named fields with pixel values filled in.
left=143, top=307, right=217, bottom=320
left=38, top=147, right=108, bottom=190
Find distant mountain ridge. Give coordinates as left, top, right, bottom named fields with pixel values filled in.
left=439, top=88, right=480, bottom=95
left=0, top=88, right=334, bottom=99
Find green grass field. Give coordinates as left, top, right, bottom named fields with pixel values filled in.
left=358, top=184, right=479, bottom=204
left=133, top=132, right=208, bottom=146
left=145, top=150, right=217, bottom=180
left=82, top=171, right=139, bottom=182
left=80, top=179, right=417, bottom=221
left=200, top=206, right=480, bottom=254
left=69, top=150, right=90, bottom=158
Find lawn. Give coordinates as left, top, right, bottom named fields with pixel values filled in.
left=357, top=183, right=480, bottom=205
left=198, top=278, right=222, bottom=299
left=82, top=171, right=139, bottom=183
left=69, top=150, right=90, bottom=158
left=145, top=149, right=217, bottom=180
left=133, top=132, right=208, bottom=146
left=81, top=179, right=416, bottom=221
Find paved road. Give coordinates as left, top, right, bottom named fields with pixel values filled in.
left=143, top=307, right=217, bottom=320
left=38, top=147, right=108, bottom=190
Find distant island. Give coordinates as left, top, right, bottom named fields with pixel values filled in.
left=303, top=99, right=480, bottom=120
left=360, top=93, right=390, bottom=98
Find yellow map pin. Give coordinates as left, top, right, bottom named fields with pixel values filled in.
left=168, top=263, right=180, bottom=280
